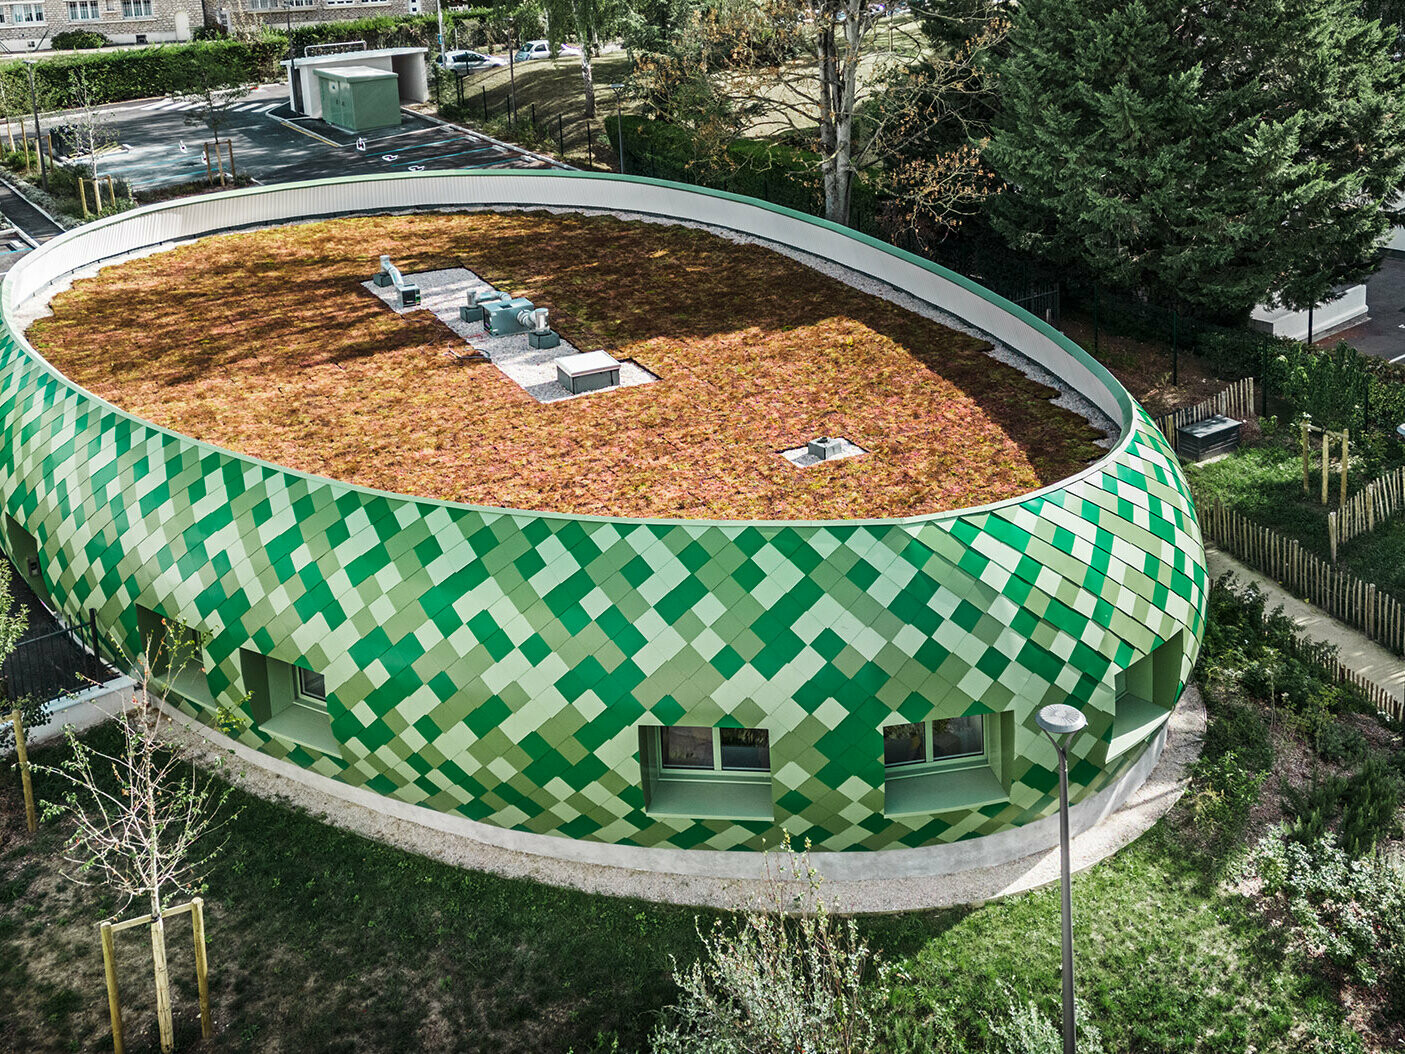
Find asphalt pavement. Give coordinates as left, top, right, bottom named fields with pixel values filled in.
left=1333, top=256, right=1405, bottom=363
left=77, top=82, right=560, bottom=193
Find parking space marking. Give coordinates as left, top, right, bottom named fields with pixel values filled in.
left=387, top=145, right=500, bottom=167
left=1389, top=352, right=1405, bottom=363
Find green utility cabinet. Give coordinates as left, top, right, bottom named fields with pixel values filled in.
left=314, top=66, right=402, bottom=133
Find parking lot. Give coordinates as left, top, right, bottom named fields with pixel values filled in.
left=79, top=82, right=560, bottom=194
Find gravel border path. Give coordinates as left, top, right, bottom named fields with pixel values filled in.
left=132, top=687, right=1204, bottom=914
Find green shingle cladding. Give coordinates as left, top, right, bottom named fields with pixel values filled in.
left=0, top=251, right=1207, bottom=858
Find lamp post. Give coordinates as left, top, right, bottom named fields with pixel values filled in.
left=609, top=83, right=626, bottom=175
left=1036, top=702, right=1088, bottom=1054
left=23, top=59, right=45, bottom=191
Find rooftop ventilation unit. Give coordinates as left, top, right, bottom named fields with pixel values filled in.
left=782, top=436, right=866, bottom=468
left=556, top=351, right=621, bottom=395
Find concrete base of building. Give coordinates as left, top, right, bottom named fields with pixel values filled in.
left=129, top=688, right=1206, bottom=908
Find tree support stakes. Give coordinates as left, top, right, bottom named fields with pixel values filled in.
left=100, top=900, right=213, bottom=1054
left=10, top=708, right=35, bottom=833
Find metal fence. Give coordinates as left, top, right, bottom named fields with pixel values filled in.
left=2, top=605, right=109, bottom=703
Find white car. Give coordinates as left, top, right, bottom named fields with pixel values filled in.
left=437, top=50, right=508, bottom=74
left=514, top=39, right=582, bottom=62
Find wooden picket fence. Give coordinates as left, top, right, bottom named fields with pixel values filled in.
left=1328, top=464, right=1405, bottom=562
left=1328, top=660, right=1404, bottom=722
left=1201, top=500, right=1405, bottom=657
left=1153, top=376, right=1256, bottom=452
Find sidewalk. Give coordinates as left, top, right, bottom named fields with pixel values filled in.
left=1205, top=544, right=1405, bottom=706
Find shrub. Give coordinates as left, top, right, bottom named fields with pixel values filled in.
left=1315, top=721, right=1367, bottom=766
left=649, top=838, right=892, bottom=1054
left=1339, top=755, right=1402, bottom=857
left=1248, top=827, right=1405, bottom=997
left=1201, top=701, right=1274, bottom=773
left=1188, top=750, right=1266, bottom=847
left=985, top=995, right=1104, bottom=1054
left=51, top=29, right=110, bottom=50
left=1281, top=769, right=1345, bottom=846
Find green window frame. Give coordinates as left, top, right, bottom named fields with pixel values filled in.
left=640, top=725, right=773, bottom=821
left=136, top=605, right=216, bottom=709
left=241, top=649, right=338, bottom=755
left=882, top=713, right=1011, bottom=817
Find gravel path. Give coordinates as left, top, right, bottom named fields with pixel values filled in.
left=146, top=688, right=1204, bottom=914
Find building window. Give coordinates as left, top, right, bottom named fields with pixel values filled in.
left=67, top=0, right=100, bottom=18
left=136, top=606, right=216, bottom=708
left=883, top=716, right=984, bottom=768
left=297, top=666, right=326, bottom=702
left=121, top=0, right=152, bottom=16
left=1106, top=631, right=1184, bottom=760
left=0, top=3, right=46, bottom=22
left=882, top=712, right=1010, bottom=816
left=640, top=725, right=773, bottom=820
left=242, top=649, right=338, bottom=755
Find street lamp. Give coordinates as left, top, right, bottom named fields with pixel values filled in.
left=23, top=59, right=45, bottom=191
left=1036, top=702, right=1088, bottom=1054
left=608, top=83, right=626, bottom=175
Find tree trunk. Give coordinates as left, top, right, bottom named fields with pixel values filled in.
left=150, top=915, right=175, bottom=1053
left=581, top=50, right=596, bottom=120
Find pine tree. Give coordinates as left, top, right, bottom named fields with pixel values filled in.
left=986, top=0, right=1405, bottom=318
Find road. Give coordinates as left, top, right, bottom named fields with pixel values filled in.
left=81, top=82, right=561, bottom=193
left=0, top=81, right=564, bottom=261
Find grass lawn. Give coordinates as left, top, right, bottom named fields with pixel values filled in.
left=31, top=211, right=1106, bottom=520
left=0, top=709, right=1362, bottom=1054
left=1185, top=435, right=1405, bottom=602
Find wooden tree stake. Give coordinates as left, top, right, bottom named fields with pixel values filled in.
left=1321, top=430, right=1330, bottom=505
left=100, top=921, right=125, bottom=1054
left=1340, top=429, right=1349, bottom=510
left=11, top=708, right=35, bottom=833
left=1301, top=418, right=1311, bottom=494
left=191, top=897, right=211, bottom=1039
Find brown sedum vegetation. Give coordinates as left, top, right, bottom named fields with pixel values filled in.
left=32, top=212, right=1107, bottom=519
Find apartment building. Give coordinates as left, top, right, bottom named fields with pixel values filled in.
left=216, top=0, right=422, bottom=34
left=0, top=0, right=198, bottom=51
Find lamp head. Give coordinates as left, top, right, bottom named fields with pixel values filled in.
left=1036, top=703, right=1087, bottom=740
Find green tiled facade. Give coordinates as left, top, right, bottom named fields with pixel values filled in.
left=0, top=177, right=1207, bottom=856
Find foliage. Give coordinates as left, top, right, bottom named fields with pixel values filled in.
left=1187, top=750, right=1266, bottom=851
left=1338, top=755, right=1403, bottom=856
left=1248, top=826, right=1405, bottom=1015
left=1282, top=769, right=1346, bottom=846
left=50, top=30, right=110, bottom=50
left=985, top=994, right=1104, bottom=1054
left=1315, top=721, right=1367, bottom=767
left=629, top=0, right=1002, bottom=226
left=0, top=40, right=285, bottom=114
left=987, top=0, right=1405, bottom=317
left=0, top=558, right=26, bottom=696
left=650, top=837, right=892, bottom=1054
left=0, top=559, right=46, bottom=753
left=1200, top=701, right=1274, bottom=774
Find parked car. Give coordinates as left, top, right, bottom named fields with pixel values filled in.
left=437, top=50, right=508, bottom=74
left=514, top=39, right=582, bottom=62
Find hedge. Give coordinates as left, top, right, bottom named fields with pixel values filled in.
left=0, top=8, right=518, bottom=113
left=0, top=39, right=286, bottom=112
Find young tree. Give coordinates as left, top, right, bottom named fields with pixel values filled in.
left=65, top=68, right=115, bottom=185
left=42, top=627, right=238, bottom=1053
left=986, top=0, right=1405, bottom=318
left=543, top=0, right=622, bottom=119
left=633, top=0, right=1004, bottom=227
